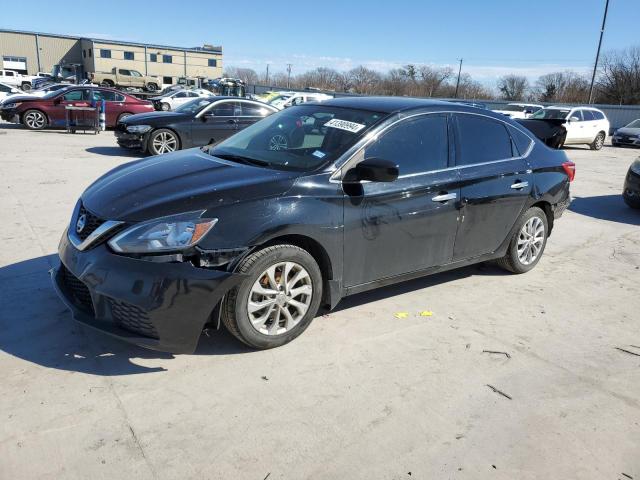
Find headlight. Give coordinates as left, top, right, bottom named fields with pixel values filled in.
left=126, top=124, right=152, bottom=134
left=108, top=211, right=217, bottom=253
left=630, top=160, right=640, bottom=175
left=2, top=102, right=21, bottom=109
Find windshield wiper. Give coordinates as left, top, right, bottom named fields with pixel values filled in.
left=211, top=152, right=271, bottom=168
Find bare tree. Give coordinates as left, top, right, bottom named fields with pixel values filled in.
left=418, top=65, right=453, bottom=97
left=223, top=67, right=258, bottom=85
left=595, top=46, right=640, bottom=104
left=534, top=71, right=589, bottom=103
left=348, top=66, right=381, bottom=94
left=497, top=75, right=529, bottom=100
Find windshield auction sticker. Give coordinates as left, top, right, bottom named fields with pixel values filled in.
left=324, top=119, right=366, bottom=133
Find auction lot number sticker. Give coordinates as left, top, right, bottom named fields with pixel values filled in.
left=324, top=118, right=366, bottom=133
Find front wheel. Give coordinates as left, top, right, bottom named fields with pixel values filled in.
left=222, top=245, right=323, bottom=349
left=21, top=82, right=32, bottom=91
left=146, top=83, right=158, bottom=92
left=590, top=132, right=605, bottom=150
left=100, top=80, right=114, bottom=88
left=496, top=207, right=548, bottom=274
left=160, top=102, right=170, bottom=111
left=22, top=109, right=47, bottom=130
left=148, top=128, right=179, bottom=155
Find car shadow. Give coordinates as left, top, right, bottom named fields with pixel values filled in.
left=0, top=255, right=251, bottom=376
left=331, top=262, right=507, bottom=314
left=569, top=195, right=640, bottom=226
left=86, top=146, right=145, bottom=158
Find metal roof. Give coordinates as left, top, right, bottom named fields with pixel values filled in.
left=0, top=28, right=222, bottom=55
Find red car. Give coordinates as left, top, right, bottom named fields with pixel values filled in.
left=0, top=86, right=154, bottom=130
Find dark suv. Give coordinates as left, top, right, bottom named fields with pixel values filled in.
left=52, top=97, right=574, bottom=353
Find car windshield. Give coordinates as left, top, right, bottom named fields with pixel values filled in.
left=174, top=98, right=214, bottom=114
left=531, top=109, right=570, bottom=120
left=268, top=94, right=292, bottom=104
left=207, top=105, right=385, bottom=172
left=625, top=119, right=640, bottom=128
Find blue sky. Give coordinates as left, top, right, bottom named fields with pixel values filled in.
left=3, top=0, right=639, bottom=83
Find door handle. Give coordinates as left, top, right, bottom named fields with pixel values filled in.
left=227, top=119, right=238, bottom=124
left=510, top=181, right=529, bottom=190
left=431, top=192, right=457, bottom=202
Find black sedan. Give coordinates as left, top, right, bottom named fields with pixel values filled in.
left=624, top=158, right=640, bottom=208
left=115, top=96, right=278, bottom=156
left=53, top=97, right=574, bottom=353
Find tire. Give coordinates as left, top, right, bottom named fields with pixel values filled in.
left=22, top=109, right=47, bottom=130
left=21, top=82, right=31, bottom=91
left=160, top=102, right=170, bottom=111
left=496, top=207, right=549, bottom=274
left=221, top=244, right=323, bottom=349
left=100, top=80, right=114, bottom=88
left=590, top=132, right=605, bottom=150
left=623, top=195, right=640, bottom=209
left=612, top=142, right=620, bottom=147
left=148, top=128, right=180, bottom=155
left=146, top=83, right=158, bottom=92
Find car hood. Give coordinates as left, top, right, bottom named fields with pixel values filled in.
left=122, top=111, right=190, bottom=125
left=616, top=127, right=640, bottom=136
left=81, top=148, right=299, bottom=222
left=0, top=95, right=37, bottom=105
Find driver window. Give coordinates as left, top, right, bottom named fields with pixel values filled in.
left=210, top=102, right=235, bottom=116
left=365, top=115, right=449, bottom=176
left=62, top=90, right=86, bottom=101
left=571, top=110, right=583, bottom=121
left=119, top=69, right=131, bottom=76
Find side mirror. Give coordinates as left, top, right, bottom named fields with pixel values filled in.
left=569, top=116, right=580, bottom=122
left=344, top=158, right=399, bottom=183
left=53, top=97, right=61, bottom=105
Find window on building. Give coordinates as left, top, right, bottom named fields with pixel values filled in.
left=150, top=53, right=157, bottom=62
left=162, top=55, right=172, bottom=63
left=88, top=48, right=92, bottom=57
left=162, top=76, right=173, bottom=85
left=208, top=59, right=217, bottom=67
left=100, top=49, right=111, bottom=59
left=124, top=51, right=135, bottom=60
left=83, top=50, right=86, bottom=58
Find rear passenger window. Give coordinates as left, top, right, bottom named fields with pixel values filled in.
left=592, top=111, right=605, bottom=120
left=365, top=114, right=448, bottom=175
left=582, top=110, right=595, bottom=121
left=241, top=102, right=271, bottom=116
left=455, top=114, right=513, bottom=165
left=508, top=126, right=533, bottom=156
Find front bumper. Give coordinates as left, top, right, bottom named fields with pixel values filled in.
left=623, top=168, right=640, bottom=205
left=115, top=130, right=146, bottom=150
left=0, top=109, right=19, bottom=122
left=52, top=230, right=245, bottom=353
left=612, top=135, right=640, bottom=147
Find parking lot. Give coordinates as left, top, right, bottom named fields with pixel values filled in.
left=0, top=121, right=639, bottom=479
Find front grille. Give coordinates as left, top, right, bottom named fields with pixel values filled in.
left=59, top=265, right=94, bottom=315
left=108, top=299, right=159, bottom=339
left=76, top=204, right=104, bottom=241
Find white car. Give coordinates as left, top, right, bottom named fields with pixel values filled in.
left=269, top=92, right=333, bottom=110
left=0, top=70, right=36, bottom=91
left=493, top=103, right=543, bottom=119
left=530, top=106, right=610, bottom=150
left=151, top=88, right=211, bottom=111
left=0, top=82, right=22, bottom=103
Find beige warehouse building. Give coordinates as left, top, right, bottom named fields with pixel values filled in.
left=0, top=29, right=223, bottom=86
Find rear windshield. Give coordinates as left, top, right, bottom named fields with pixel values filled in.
left=209, top=105, right=386, bottom=172
left=625, top=119, right=640, bottom=128
left=174, top=98, right=214, bottom=114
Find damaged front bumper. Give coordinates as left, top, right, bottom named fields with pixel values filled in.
left=51, top=231, right=245, bottom=353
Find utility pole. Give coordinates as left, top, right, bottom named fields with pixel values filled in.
left=265, top=64, right=270, bottom=85
left=454, top=58, right=463, bottom=98
left=286, top=63, right=292, bottom=89
left=588, top=0, right=610, bottom=104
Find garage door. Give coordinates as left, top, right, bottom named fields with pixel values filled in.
left=3, top=56, right=27, bottom=74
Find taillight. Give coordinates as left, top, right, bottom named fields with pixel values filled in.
left=562, top=161, right=576, bottom=182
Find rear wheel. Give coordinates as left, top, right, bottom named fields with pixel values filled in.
left=590, top=132, right=605, bottom=150
left=148, top=128, right=179, bottom=155
left=20, top=82, right=31, bottom=91
left=100, top=80, right=114, bottom=88
left=22, top=109, right=47, bottom=130
left=496, top=207, right=548, bottom=274
left=146, top=83, right=158, bottom=92
left=222, top=244, right=323, bottom=349
left=160, top=102, right=170, bottom=111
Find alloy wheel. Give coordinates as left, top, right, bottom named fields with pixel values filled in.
left=25, top=111, right=45, bottom=129
left=247, top=261, right=313, bottom=335
left=268, top=134, right=288, bottom=151
left=595, top=133, right=604, bottom=149
left=517, top=216, right=545, bottom=265
left=151, top=131, right=177, bottom=154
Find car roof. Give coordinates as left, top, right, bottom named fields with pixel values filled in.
left=320, top=96, right=454, bottom=113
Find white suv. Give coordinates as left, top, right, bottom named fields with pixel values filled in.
left=530, top=106, right=610, bottom=150
left=270, top=92, right=333, bottom=110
